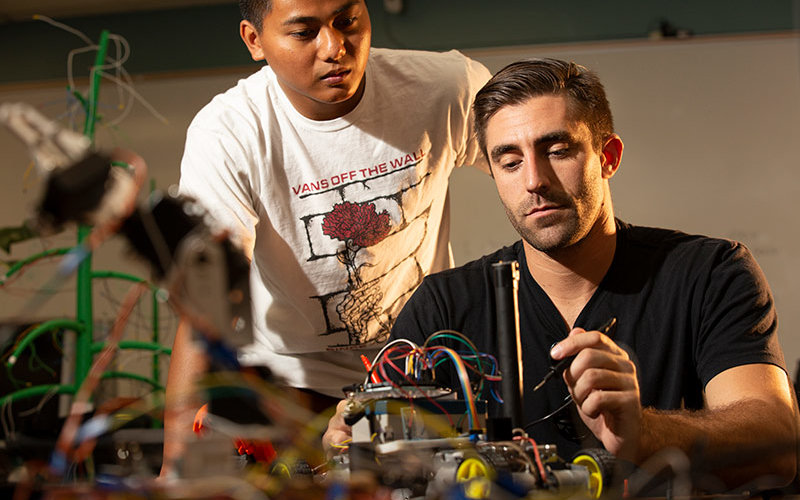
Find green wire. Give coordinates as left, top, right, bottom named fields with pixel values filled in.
left=27, top=343, right=57, bottom=378
left=6, top=363, right=26, bottom=389
left=426, top=331, right=489, bottom=399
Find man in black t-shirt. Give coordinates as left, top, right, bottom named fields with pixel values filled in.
left=323, top=58, right=797, bottom=489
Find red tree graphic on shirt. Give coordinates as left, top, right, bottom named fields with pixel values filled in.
left=322, top=201, right=392, bottom=343
left=322, top=201, right=391, bottom=246
left=322, top=201, right=391, bottom=281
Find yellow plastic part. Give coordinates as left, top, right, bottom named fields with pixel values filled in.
left=573, top=453, right=604, bottom=498
left=270, top=462, right=292, bottom=479
left=456, top=457, right=492, bottom=499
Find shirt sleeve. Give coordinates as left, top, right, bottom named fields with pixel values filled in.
left=695, top=241, right=786, bottom=387
left=178, top=113, right=259, bottom=260
left=451, top=53, right=492, bottom=175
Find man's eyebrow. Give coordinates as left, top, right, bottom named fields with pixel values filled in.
left=333, top=1, right=359, bottom=15
left=283, top=2, right=359, bottom=25
left=490, top=144, right=519, bottom=163
left=533, top=130, right=573, bottom=147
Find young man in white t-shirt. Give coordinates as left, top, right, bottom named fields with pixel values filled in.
left=163, top=0, right=490, bottom=474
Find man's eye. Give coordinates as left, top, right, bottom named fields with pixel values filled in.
left=548, top=148, right=569, bottom=158
left=501, top=160, right=522, bottom=171
left=290, top=29, right=317, bottom=39
left=334, top=16, right=357, bottom=30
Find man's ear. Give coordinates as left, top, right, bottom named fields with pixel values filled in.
left=600, top=134, right=624, bottom=179
left=240, top=20, right=265, bottom=61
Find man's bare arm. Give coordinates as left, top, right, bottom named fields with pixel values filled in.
left=160, top=319, right=207, bottom=478
left=553, top=329, right=797, bottom=489
left=637, top=364, right=797, bottom=488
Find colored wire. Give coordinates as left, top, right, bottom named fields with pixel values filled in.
left=515, top=435, right=548, bottom=485
left=423, top=346, right=479, bottom=430
left=423, top=330, right=481, bottom=365
left=379, top=347, right=455, bottom=428
left=364, top=338, right=417, bottom=385
left=422, top=331, right=502, bottom=401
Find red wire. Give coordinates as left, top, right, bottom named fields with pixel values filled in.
left=381, top=347, right=456, bottom=428
left=515, top=435, right=548, bottom=484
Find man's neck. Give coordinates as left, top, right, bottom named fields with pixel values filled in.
left=281, top=75, right=367, bottom=121
left=524, top=210, right=617, bottom=328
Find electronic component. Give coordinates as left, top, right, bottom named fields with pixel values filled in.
left=331, top=333, right=616, bottom=499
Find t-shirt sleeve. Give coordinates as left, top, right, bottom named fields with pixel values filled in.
left=695, top=241, right=786, bottom=387
left=451, top=53, right=492, bottom=175
left=178, top=113, right=259, bottom=260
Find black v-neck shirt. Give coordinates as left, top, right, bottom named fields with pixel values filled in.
left=391, top=220, right=785, bottom=457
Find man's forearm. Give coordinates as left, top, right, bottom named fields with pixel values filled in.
left=637, top=398, right=797, bottom=489
left=161, top=321, right=206, bottom=477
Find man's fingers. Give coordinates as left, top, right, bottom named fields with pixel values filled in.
left=578, top=388, right=640, bottom=420
left=565, top=347, right=635, bottom=381
left=323, top=398, right=354, bottom=455
left=323, top=427, right=351, bottom=447
left=568, top=366, right=638, bottom=406
left=322, top=424, right=352, bottom=454
left=551, top=329, right=621, bottom=360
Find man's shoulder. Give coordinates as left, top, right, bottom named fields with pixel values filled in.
left=185, top=67, right=277, bottom=141
left=192, top=67, right=271, bottom=121
left=423, top=241, right=523, bottom=288
left=619, top=220, right=749, bottom=270
left=371, top=47, right=470, bottom=66
left=393, top=242, right=522, bottom=342
left=621, top=221, right=738, bottom=252
left=369, top=47, right=489, bottom=86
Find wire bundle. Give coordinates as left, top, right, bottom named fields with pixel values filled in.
left=362, top=331, right=502, bottom=432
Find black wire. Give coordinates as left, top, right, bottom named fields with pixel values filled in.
left=523, top=394, right=573, bottom=431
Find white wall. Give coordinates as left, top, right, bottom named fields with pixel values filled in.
left=453, top=33, right=800, bottom=378
left=2, top=33, right=799, bottom=381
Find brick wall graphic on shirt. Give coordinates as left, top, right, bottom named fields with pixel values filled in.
left=296, top=149, right=430, bottom=349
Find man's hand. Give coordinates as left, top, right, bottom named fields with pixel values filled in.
left=550, top=327, right=642, bottom=461
left=322, top=399, right=353, bottom=458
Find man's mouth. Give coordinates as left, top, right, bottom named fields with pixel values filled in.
left=321, top=69, right=350, bottom=83
left=527, top=204, right=562, bottom=216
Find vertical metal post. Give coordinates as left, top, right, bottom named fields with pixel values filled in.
left=492, top=260, right=524, bottom=429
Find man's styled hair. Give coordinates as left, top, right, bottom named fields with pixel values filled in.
left=473, top=58, right=614, bottom=156
left=239, top=0, right=272, bottom=32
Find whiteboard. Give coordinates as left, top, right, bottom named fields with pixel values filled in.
left=1, top=33, right=799, bottom=377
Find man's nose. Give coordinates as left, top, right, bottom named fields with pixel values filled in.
left=319, top=27, right=346, bottom=61
left=524, top=157, right=550, bottom=193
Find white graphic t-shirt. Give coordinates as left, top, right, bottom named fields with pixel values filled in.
left=179, top=48, right=490, bottom=394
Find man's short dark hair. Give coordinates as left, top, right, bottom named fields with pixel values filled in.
left=239, top=0, right=272, bottom=32
left=473, top=58, right=614, bottom=157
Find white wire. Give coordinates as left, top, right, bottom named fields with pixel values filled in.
left=106, top=34, right=131, bottom=69
left=106, top=34, right=134, bottom=126
left=37, top=16, right=166, bottom=132
left=100, top=72, right=169, bottom=125
left=364, top=338, right=418, bottom=384
left=33, top=14, right=93, bottom=45
left=18, top=385, right=60, bottom=417
left=66, top=45, right=97, bottom=97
